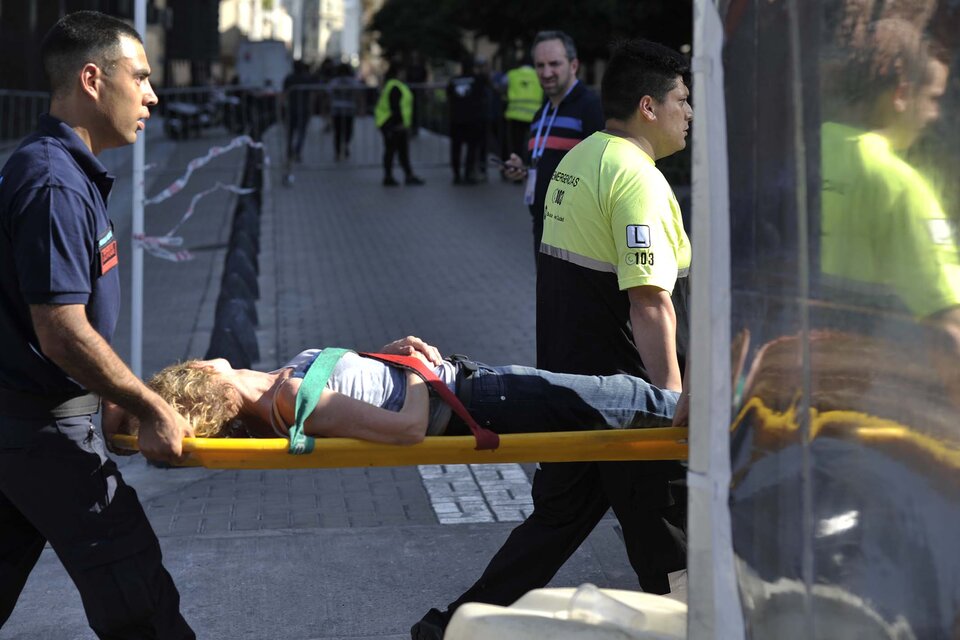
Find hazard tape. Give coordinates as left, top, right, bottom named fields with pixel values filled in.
left=144, top=135, right=266, bottom=206
left=135, top=182, right=258, bottom=262
left=137, top=135, right=268, bottom=262
left=134, top=233, right=193, bottom=262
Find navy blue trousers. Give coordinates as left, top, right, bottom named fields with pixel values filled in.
left=0, top=416, right=194, bottom=639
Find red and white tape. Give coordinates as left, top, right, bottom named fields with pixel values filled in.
left=135, top=182, right=258, bottom=262
left=135, top=135, right=268, bottom=262
left=144, top=135, right=266, bottom=206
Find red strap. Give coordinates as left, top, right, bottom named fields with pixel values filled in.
left=360, top=352, right=500, bottom=451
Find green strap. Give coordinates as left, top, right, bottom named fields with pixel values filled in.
left=288, top=348, right=352, bottom=454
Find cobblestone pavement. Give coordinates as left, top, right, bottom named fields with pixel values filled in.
left=3, top=119, right=637, bottom=640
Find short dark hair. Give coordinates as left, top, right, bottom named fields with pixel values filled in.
left=40, top=11, right=142, bottom=97
left=601, top=39, right=689, bottom=121
left=531, top=31, right=578, bottom=62
left=830, top=18, right=933, bottom=106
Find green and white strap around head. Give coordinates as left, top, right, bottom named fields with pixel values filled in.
left=289, top=347, right=352, bottom=454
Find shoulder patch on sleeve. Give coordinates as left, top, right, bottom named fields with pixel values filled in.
left=927, top=218, right=956, bottom=246
left=626, top=224, right=651, bottom=248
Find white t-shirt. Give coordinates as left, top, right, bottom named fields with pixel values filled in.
left=277, top=349, right=457, bottom=436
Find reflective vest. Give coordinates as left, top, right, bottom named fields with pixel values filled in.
left=505, top=66, right=543, bottom=123
left=374, top=79, right=413, bottom=128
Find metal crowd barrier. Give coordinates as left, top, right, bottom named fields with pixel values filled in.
left=0, top=90, right=49, bottom=147
left=0, top=85, right=277, bottom=148
left=153, top=85, right=281, bottom=141
left=280, top=82, right=457, bottom=168
left=1, top=82, right=505, bottom=171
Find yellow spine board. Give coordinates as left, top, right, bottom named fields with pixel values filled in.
left=111, top=429, right=690, bottom=469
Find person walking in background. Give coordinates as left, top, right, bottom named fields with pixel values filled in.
left=476, top=56, right=500, bottom=181
left=447, top=57, right=486, bottom=184
left=413, top=38, right=693, bottom=640
left=283, top=60, right=315, bottom=165
left=502, top=55, right=542, bottom=161
left=375, top=65, right=425, bottom=187
left=317, top=57, right=336, bottom=134
left=329, top=62, right=361, bottom=161
left=0, top=11, right=195, bottom=638
left=501, top=31, right=605, bottom=260
left=406, top=51, right=429, bottom=137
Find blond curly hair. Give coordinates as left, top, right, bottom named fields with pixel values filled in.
left=148, top=361, right=243, bottom=437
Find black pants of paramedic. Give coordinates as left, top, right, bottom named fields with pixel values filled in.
left=0, top=416, right=194, bottom=639
left=441, top=459, right=687, bottom=614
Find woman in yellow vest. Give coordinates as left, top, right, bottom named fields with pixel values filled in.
left=374, top=65, right=425, bottom=186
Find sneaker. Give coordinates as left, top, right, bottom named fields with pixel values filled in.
left=405, top=175, right=426, bottom=186
left=383, top=176, right=400, bottom=187
left=410, top=608, right=448, bottom=640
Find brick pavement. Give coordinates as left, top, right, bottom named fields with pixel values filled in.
left=145, top=467, right=437, bottom=535
left=270, top=118, right=537, bottom=367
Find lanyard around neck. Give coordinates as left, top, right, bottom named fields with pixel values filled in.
left=531, top=80, right=578, bottom=163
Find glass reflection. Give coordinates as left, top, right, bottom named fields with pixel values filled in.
left=725, top=1, right=959, bottom=638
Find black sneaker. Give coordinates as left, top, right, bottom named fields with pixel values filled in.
left=383, top=176, right=400, bottom=187
left=410, top=608, right=449, bottom=640
left=406, top=175, right=426, bottom=186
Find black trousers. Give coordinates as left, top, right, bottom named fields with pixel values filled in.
left=381, top=127, right=413, bottom=178
left=0, top=416, right=194, bottom=639
left=445, top=460, right=687, bottom=614
left=332, top=114, right=354, bottom=157
left=450, top=121, right=482, bottom=180
left=531, top=205, right=545, bottom=263
left=286, top=114, right=309, bottom=162
left=502, top=118, right=531, bottom=160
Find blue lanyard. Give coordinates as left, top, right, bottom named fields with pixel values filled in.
left=530, top=80, right=578, bottom=164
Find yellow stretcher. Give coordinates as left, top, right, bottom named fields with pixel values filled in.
left=110, top=428, right=690, bottom=469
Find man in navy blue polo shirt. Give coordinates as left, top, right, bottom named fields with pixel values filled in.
left=500, top=30, right=605, bottom=260
left=0, top=11, right=194, bottom=639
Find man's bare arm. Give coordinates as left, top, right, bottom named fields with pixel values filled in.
left=627, top=285, right=682, bottom=392
left=30, top=303, right=191, bottom=462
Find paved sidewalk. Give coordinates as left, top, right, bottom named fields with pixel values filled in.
left=3, top=119, right=640, bottom=640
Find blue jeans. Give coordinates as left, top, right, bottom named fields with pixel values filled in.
left=453, top=363, right=679, bottom=434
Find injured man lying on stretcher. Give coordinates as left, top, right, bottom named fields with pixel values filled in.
left=145, top=336, right=681, bottom=444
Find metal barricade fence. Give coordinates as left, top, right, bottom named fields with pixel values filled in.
left=0, top=90, right=49, bottom=148
left=1, top=82, right=507, bottom=171
left=0, top=85, right=280, bottom=149
left=279, top=82, right=453, bottom=169
left=153, top=85, right=281, bottom=141
left=281, top=82, right=492, bottom=169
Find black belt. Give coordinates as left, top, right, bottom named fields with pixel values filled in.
left=0, top=387, right=101, bottom=419
left=446, top=355, right=479, bottom=437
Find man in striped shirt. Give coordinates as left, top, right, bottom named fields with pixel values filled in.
left=501, top=31, right=605, bottom=260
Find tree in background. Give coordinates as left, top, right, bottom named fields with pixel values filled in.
left=368, top=0, right=467, bottom=64
left=370, top=0, right=692, bottom=70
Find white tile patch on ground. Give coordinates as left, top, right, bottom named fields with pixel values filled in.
left=419, top=463, right=534, bottom=524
